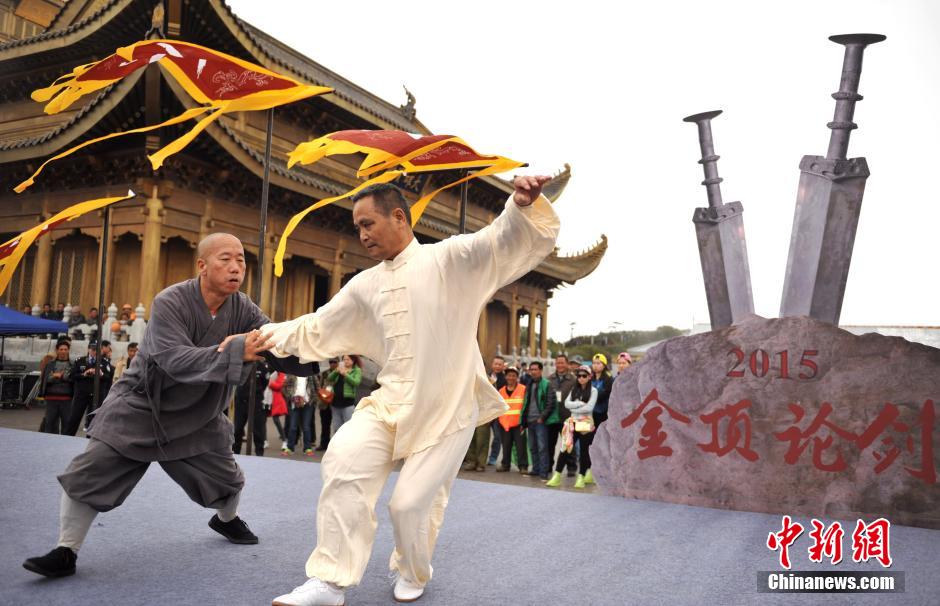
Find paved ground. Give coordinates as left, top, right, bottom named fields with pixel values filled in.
left=0, top=403, right=599, bottom=494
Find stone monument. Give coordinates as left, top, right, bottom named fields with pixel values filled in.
left=592, top=315, right=939, bottom=529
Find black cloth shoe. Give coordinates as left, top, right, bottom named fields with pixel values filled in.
left=209, top=514, right=259, bottom=545
left=23, top=546, right=76, bottom=578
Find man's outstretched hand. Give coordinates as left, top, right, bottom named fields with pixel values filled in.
left=512, top=175, right=551, bottom=207
left=218, top=329, right=276, bottom=362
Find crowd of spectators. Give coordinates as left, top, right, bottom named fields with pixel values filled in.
left=20, top=302, right=638, bottom=496
left=228, top=348, right=634, bottom=491
left=37, top=337, right=133, bottom=437
left=229, top=355, right=370, bottom=458
left=16, top=301, right=141, bottom=342
left=464, top=351, right=630, bottom=489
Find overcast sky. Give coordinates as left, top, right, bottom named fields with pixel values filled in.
left=229, top=0, right=939, bottom=341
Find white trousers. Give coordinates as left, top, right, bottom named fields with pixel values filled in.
left=306, top=403, right=476, bottom=588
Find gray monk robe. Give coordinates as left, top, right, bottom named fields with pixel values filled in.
left=59, top=278, right=314, bottom=512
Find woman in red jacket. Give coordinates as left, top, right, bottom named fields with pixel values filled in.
left=269, top=371, right=288, bottom=450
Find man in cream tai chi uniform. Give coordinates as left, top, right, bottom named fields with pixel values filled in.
left=264, top=175, right=559, bottom=605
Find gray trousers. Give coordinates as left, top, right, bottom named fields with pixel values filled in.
left=58, top=438, right=245, bottom=513
left=330, top=405, right=355, bottom=434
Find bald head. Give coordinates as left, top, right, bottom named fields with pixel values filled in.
left=197, top=233, right=243, bottom=261
left=196, top=233, right=246, bottom=299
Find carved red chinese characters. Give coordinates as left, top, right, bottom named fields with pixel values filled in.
left=774, top=402, right=858, bottom=472
left=620, top=389, right=691, bottom=459
left=698, top=399, right=760, bottom=462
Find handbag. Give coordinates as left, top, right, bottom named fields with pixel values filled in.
left=317, top=384, right=334, bottom=405
left=574, top=417, right=595, bottom=433
left=561, top=418, right=575, bottom=453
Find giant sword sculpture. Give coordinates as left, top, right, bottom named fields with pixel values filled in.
left=685, top=110, right=754, bottom=329
left=780, top=34, right=885, bottom=324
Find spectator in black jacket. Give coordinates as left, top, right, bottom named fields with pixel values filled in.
left=315, top=359, right=339, bottom=451
left=590, top=353, right=614, bottom=429
left=98, top=340, right=115, bottom=405
left=547, top=354, right=577, bottom=476
left=233, top=362, right=270, bottom=456
left=41, top=340, right=73, bottom=434
left=64, top=342, right=113, bottom=436
left=39, top=303, right=55, bottom=321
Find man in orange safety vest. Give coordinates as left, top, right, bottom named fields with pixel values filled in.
left=496, top=366, right=529, bottom=474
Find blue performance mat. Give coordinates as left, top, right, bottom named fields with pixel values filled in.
left=1, top=427, right=937, bottom=605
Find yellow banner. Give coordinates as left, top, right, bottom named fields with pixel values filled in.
left=0, top=191, right=136, bottom=296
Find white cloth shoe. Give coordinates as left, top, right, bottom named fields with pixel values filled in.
left=392, top=574, right=425, bottom=603
left=271, top=577, right=345, bottom=606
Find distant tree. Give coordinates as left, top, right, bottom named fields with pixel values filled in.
left=559, top=325, right=685, bottom=363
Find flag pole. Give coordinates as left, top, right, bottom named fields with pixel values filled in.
left=246, top=108, right=274, bottom=456
left=92, top=205, right=111, bottom=417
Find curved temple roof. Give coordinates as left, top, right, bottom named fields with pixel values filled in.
left=0, top=0, right=606, bottom=286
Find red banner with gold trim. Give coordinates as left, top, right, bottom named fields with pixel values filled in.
left=275, top=130, right=524, bottom=276
left=15, top=40, right=332, bottom=193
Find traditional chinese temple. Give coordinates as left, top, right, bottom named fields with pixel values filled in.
left=0, top=0, right=606, bottom=360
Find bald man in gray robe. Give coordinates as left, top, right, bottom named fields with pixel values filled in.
left=23, top=233, right=314, bottom=578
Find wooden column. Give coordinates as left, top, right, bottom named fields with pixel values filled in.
left=527, top=307, right=537, bottom=355
left=308, top=271, right=317, bottom=313
left=30, top=225, right=53, bottom=307
left=139, top=187, right=163, bottom=318
left=539, top=305, right=548, bottom=358
left=328, top=245, right=348, bottom=299
left=198, top=198, right=214, bottom=242
left=166, top=0, right=182, bottom=37
left=328, top=265, right=343, bottom=298
left=477, top=305, right=489, bottom=355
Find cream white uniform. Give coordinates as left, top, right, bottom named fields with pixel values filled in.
left=263, top=194, right=559, bottom=588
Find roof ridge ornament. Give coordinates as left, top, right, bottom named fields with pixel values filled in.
left=146, top=3, right=165, bottom=40
left=541, top=162, right=571, bottom=202
left=400, top=85, right=416, bottom=121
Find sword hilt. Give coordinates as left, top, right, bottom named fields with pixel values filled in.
left=826, top=33, right=886, bottom=161
left=684, top=110, right=724, bottom=208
